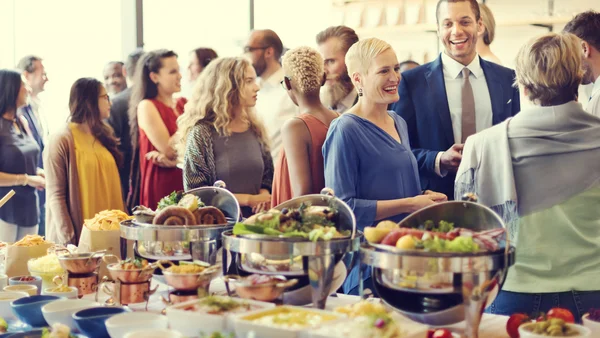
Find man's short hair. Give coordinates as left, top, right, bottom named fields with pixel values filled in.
left=125, top=48, right=145, bottom=79
left=563, top=10, right=600, bottom=52
left=435, top=0, right=481, bottom=23
left=316, top=26, right=359, bottom=54
left=258, top=30, right=284, bottom=60
left=16, top=55, right=42, bottom=73
left=399, top=60, right=420, bottom=69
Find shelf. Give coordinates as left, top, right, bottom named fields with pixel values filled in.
left=355, top=15, right=572, bottom=36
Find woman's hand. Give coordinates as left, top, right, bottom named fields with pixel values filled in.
left=146, top=151, right=178, bottom=168
left=27, top=175, right=46, bottom=190
left=423, top=190, right=448, bottom=202
left=409, top=194, right=443, bottom=213
left=249, top=193, right=271, bottom=214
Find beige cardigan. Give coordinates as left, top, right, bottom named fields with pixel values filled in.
left=44, top=126, right=82, bottom=245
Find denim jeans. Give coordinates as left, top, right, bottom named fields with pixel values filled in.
left=487, top=289, right=600, bottom=323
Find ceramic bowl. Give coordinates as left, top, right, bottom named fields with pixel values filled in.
left=0, top=291, right=28, bottom=320
left=42, top=298, right=101, bottom=331
left=519, top=322, right=591, bottom=337
left=73, top=306, right=130, bottom=338
left=8, top=276, right=42, bottom=295
left=3, top=285, right=37, bottom=296
left=42, top=286, right=78, bottom=299
left=10, top=295, right=62, bottom=327
left=105, top=312, right=168, bottom=338
left=582, top=314, right=600, bottom=335
left=123, top=329, right=184, bottom=338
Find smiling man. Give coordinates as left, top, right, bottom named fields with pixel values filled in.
left=390, top=0, right=520, bottom=199
left=103, top=61, right=127, bottom=96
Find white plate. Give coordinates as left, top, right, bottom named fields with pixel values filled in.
left=233, top=306, right=345, bottom=338
left=166, top=296, right=275, bottom=337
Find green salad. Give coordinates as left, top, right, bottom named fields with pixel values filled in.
left=233, top=204, right=351, bottom=242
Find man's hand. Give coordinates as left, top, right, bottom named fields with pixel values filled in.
left=440, top=144, right=464, bottom=173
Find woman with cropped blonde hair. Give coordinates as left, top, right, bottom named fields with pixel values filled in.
left=323, top=37, right=447, bottom=295
left=476, top=3, right=502, bottom=65
left=271, top=46, right=338, bottom=206
left=179, top=57, right=273, bottom=217
left=456, top=32, right=600, bottom=318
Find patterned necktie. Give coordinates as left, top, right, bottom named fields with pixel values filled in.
left=461, top=67, right=476, bottom=143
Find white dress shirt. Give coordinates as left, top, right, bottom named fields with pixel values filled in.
left=587, top=77, right=600, bottom=118
left=333, top=91, right=358, bottom=114
left=435, top=53, right=494, bottom=176
left=254, top=67, right=298, bottom=160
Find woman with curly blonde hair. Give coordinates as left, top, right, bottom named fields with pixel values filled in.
left=179, top=57, right=273, bottom=217
left=271, top=46, right=339, bottom=206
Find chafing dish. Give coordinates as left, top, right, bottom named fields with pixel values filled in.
left=119, top=181, right=240, bottom=264
left=222, top=188, right=361, bottom=309
left=223, top=274, right=298, bottom=302
left=360, top=194, right=515, bottom=338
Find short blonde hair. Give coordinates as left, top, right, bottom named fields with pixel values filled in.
left=345, top=38, right=392, bottom=78
left=479, top=3, right=496, bottom=45
left=515, top=32, right=583, bottom=106
left=282, top=46, right=324, bottom=94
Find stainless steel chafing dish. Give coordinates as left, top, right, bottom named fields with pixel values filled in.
left=222, top=188, right=361, bottom=309
left=360, top=194, right=515, bottom=338
left=119, top=181, right=240, bottom=264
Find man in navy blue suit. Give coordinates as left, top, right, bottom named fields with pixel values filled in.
left=391, top=0, right=520, bottom=199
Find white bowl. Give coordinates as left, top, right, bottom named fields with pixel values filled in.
left=106, top=312, right=169, bottom=338
left=582, top=314, right=600, bottom=334
left=166, top=296, right=275, bottom=337
left=233, top=306, right=345, bottom=338
left=0, top=291, right=29, bottom=320
left=41, top=299, right=101, bottom=331
left=123, top=329, right=184, bottom=338
left=519, top=322, right=591, bottom=337
left=42, top=286, right=78, bottom=299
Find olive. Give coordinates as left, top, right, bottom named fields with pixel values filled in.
left=281, top=208, right=289, bottom=214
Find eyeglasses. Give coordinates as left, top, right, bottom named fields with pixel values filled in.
left=99, top=94, right=110, bottom=103
left=243, top=45, right=269, bottom=53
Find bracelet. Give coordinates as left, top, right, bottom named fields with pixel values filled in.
left=22, top=174, right=28, bottom=186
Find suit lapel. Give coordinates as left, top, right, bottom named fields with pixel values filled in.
left=480, top=59, right=505, bottom=124
left=425, top=56, right=454, bottom=145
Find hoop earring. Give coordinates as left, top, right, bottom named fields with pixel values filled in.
left=358, top=88, right=363, bottom=97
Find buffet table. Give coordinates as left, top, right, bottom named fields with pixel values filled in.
left=82, top=278, right=511, bottom=338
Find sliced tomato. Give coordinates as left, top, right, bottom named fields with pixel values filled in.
left=547, top=308, right=575, bottom=323
left=506, top=313, right=531, bottom=338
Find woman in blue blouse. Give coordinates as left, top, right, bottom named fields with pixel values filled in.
left=323, top=38, right=447, bottom=295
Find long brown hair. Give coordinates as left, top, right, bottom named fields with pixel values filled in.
left=69, top=77, right=123, bottom=166
left=128, top=49, right=178, bottom=151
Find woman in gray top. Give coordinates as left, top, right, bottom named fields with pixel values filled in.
left=178, top=57, right=273, bottom=217
left=0, top=69, right=46, bottom=241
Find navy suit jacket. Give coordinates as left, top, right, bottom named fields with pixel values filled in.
left=390, top=55, right=520, bottom=199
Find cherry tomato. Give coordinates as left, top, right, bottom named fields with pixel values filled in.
left=427, top=329, right=453, bottom=338
left=547, top=308, right=575, bottom=323
left=506, top=313, right=531, bottom=338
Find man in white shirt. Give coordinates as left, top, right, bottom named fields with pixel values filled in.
left=244, top=29, right=298, bottom=159
left=17, top=55, right=49, bottom=235
left=391, top=0, right=520, bottom=199
left=563, top=10, right=600, bottom=117
left=316, top=26, right=359, bottom=114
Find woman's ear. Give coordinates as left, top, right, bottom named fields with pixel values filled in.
left=321, top=72, right=326, bottom=87
left=149, top=72, right=159, bottom=85
left=352, top=72, right=362, bottom=92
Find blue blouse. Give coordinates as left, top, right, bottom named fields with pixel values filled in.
left=322, top=112, right=422, bottom=294
left=323, top=112, right=422, bottom=230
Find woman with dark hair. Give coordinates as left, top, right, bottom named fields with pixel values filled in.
left=188, top=47, right=218, bottom=83
left=0, top=69, right=45, bottom=242
left=129, top=49, right=183, bottom=210
left=45, top=78, right=123, bottom=245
